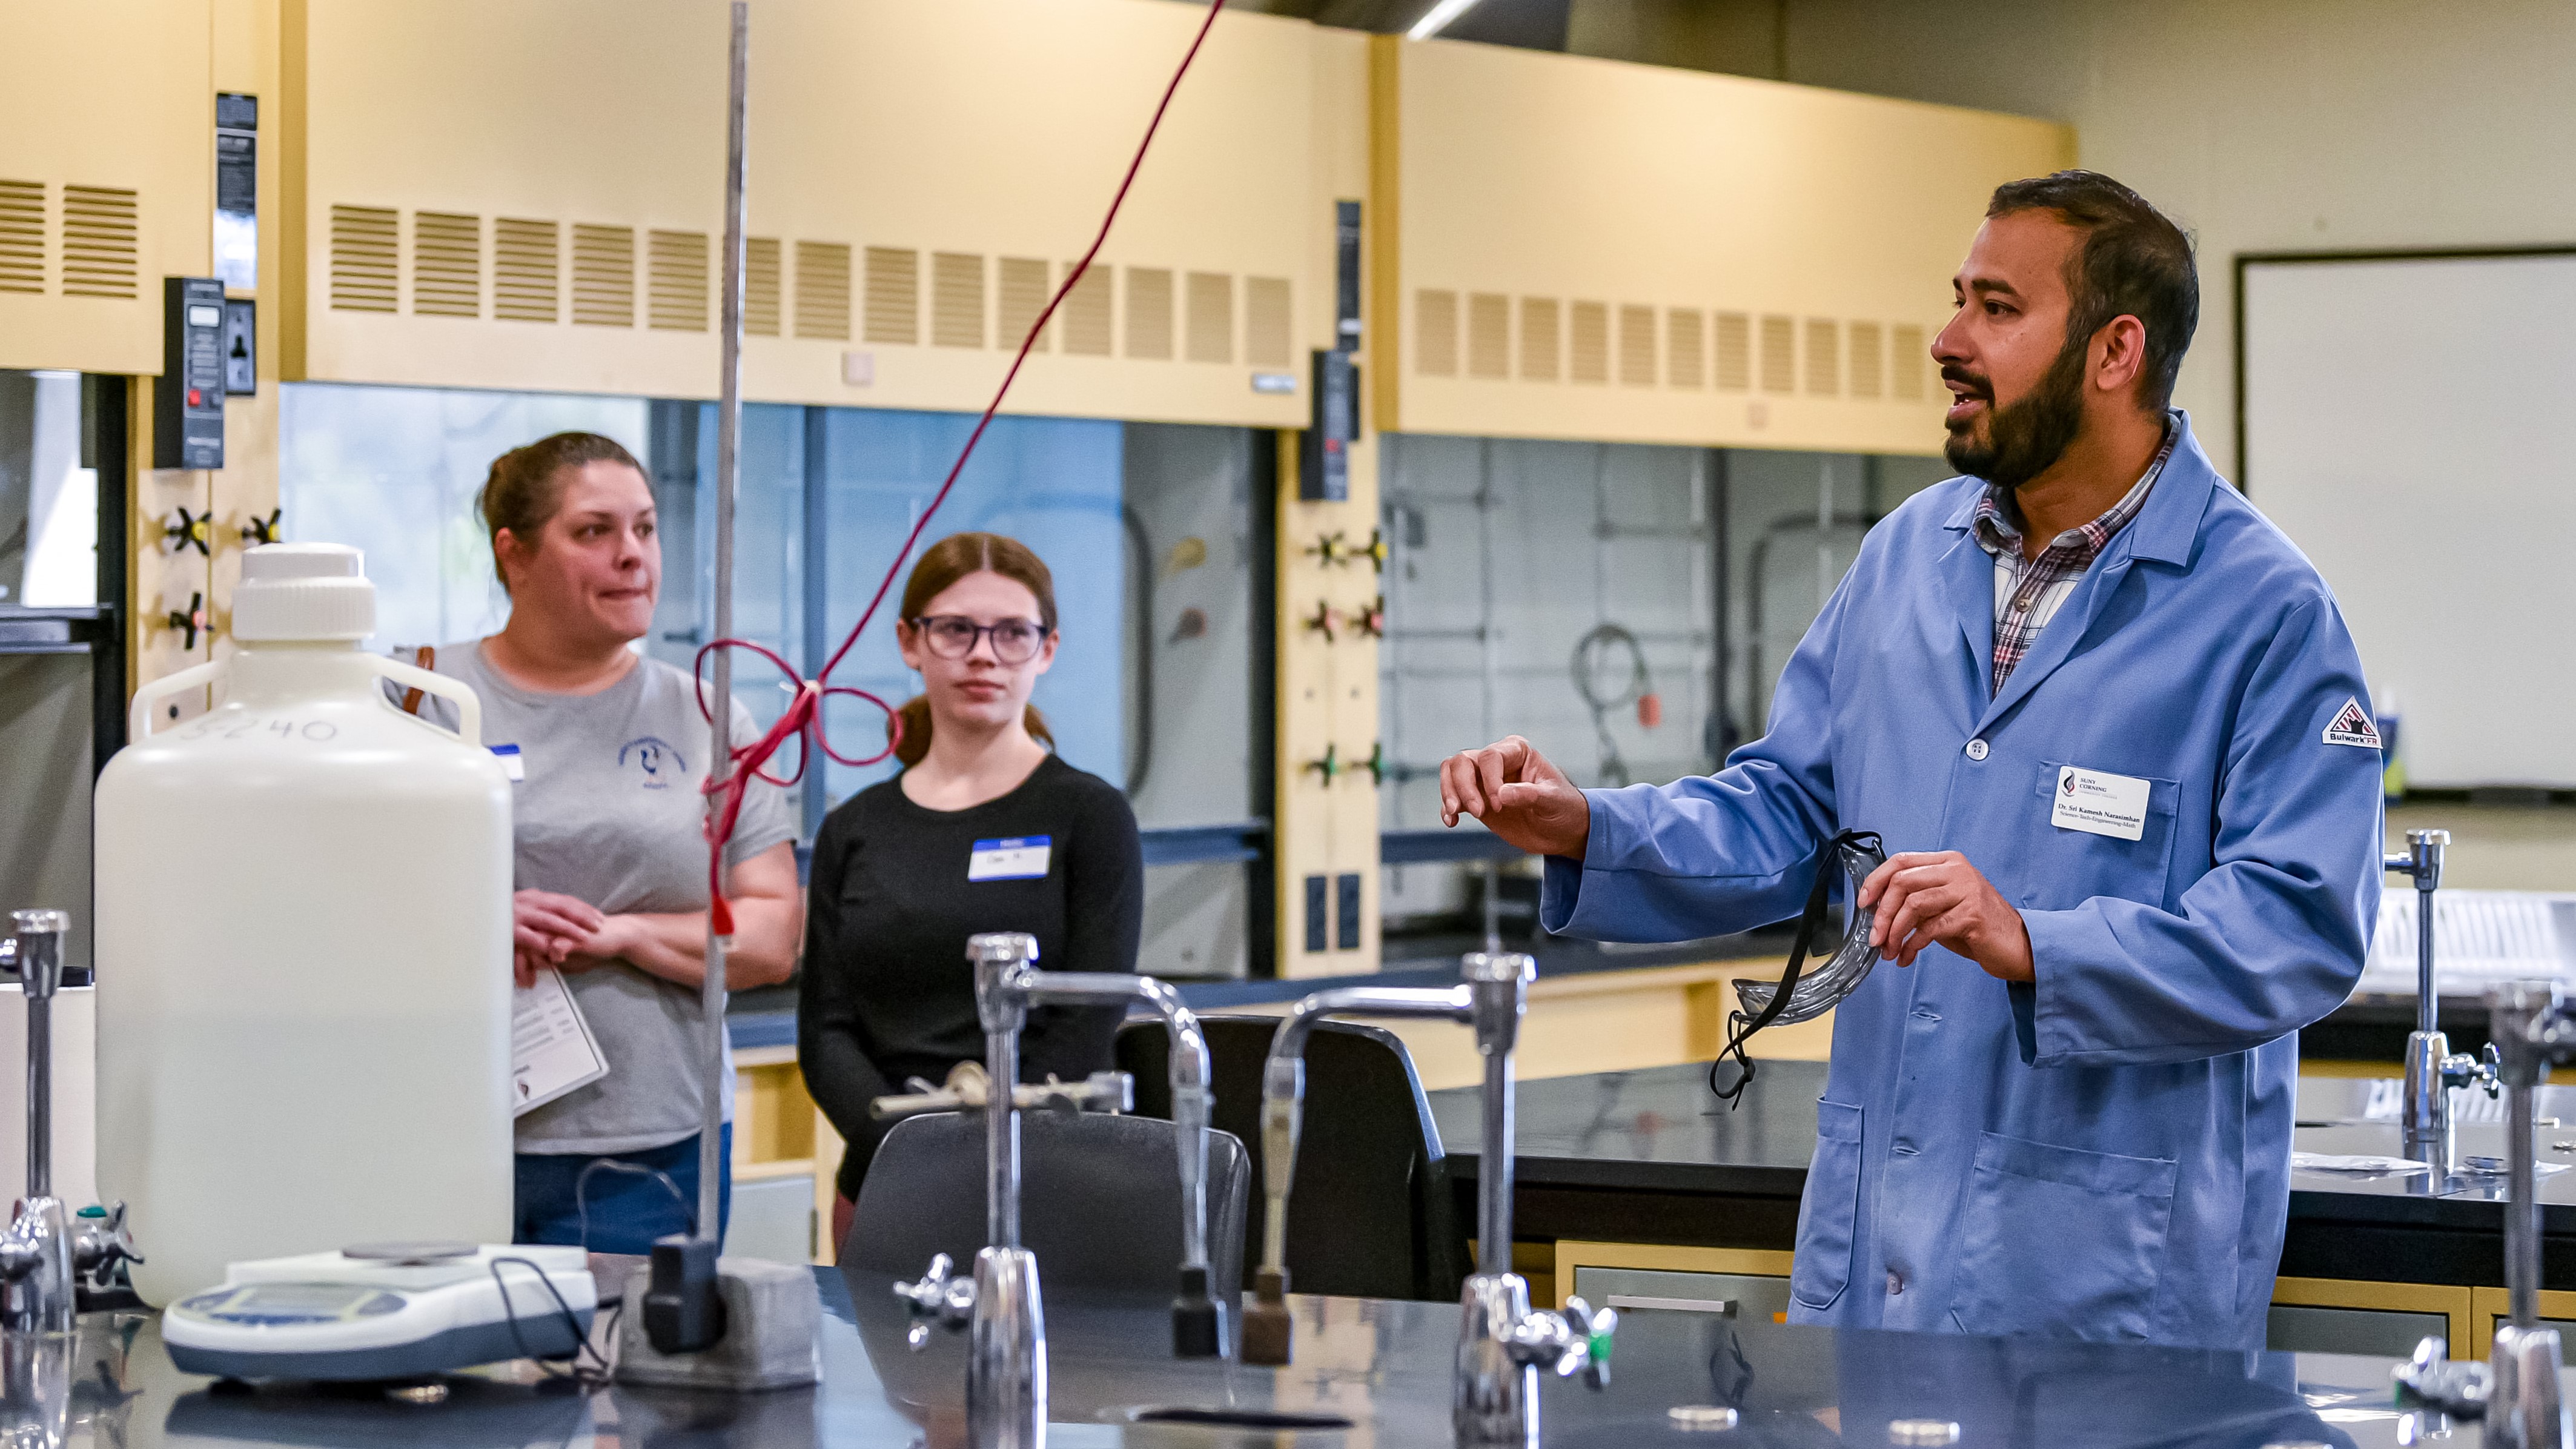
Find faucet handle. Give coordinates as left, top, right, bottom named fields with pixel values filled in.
left=1559, top=1297, right=1617, bottom=1389
left=2445, top=1044, right=2504, bottom=1099
left=72, top=1201, right=141, bottom=1285
left=893, top=1253, right=975, bottom=1350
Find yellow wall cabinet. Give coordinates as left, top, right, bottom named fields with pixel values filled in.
left=1381, top=38, right=2070, bottom=454
left=280, top=0, right=1317, bottom=428
left=0, top=0, right=213, bottom=376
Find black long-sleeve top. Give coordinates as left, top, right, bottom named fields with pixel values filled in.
left=798, top=754, right=1144, bottom=1200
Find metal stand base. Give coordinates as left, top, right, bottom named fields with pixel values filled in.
left=615, top=1258, right=819, bottom=1392
left=967, top=1248, right=1045, bottom=1449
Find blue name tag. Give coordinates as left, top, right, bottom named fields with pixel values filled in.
left=968, top=837, right=1051, bottom=882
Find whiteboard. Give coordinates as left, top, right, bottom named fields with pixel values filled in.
left=2243, top=251, right=2576, bottom=788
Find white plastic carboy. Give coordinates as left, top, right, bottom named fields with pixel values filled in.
left=94, top=543, right=514, bottom=1305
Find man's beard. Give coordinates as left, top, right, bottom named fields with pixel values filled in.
left=1944, top=337, right=2087, bottom=492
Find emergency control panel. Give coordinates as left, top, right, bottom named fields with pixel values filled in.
left=154, top=276, right=227, bottom=470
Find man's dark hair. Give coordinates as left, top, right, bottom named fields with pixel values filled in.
left=1987, top=170, right=2198, bottom=410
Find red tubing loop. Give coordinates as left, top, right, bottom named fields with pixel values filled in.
left=695, top=0, right=1231, bottom=935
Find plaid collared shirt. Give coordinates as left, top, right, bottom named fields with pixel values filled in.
left=1970, top=415, right=2179, bottom=694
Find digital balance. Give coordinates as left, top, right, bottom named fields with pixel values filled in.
left=162, top=1242, right=595, bottom=1381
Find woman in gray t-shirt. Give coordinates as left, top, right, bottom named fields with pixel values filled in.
left=411, top=432, right=801, bottom=1253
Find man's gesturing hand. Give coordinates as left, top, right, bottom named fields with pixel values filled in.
left=1856, top=850, right=2035, bottom=983
left=1438, top=735, right=1591, bottom=858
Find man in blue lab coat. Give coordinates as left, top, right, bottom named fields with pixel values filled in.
left=1440, top=171, right=2382, bottom=1350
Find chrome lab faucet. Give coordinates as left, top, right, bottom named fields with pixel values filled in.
left=0, top=910, right=138, bottom=1338
left=893, top=932, right=1221, bottom=1449
left=1242, top=952, right=1615, bottom=1448
left=2385, top=829, right=2500, bottom=1169
left=2399, top=978, right=2576, bottom=1447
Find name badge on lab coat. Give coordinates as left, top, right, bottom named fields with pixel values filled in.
left=2051, top=766, right=2148, bottom=841
left=968, top=837, right=1051, bottom=882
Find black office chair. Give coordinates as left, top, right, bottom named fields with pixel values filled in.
left=1118, top=1014, right=1468, bottom=1302
left=839, top=1109, right=1252, bottom=1308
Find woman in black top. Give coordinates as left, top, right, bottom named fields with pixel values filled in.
left=799, top=532, right=1143, bottom=1253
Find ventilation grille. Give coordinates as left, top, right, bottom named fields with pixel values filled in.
left=413, top=211, right=480, bottom=318
left=1568, top=301, right=1609, bottom=384
left=998, top=257, right=1051, bottom=351
left=570, top=224, right=634, bottom=327
left=0, top=181, right=41, bottom=294
left=1667, top=308, right=1704, bottom=389
left=494, top=217, right=558, bottom=322
left=1061, top=263, right=1113, bottom=356
left=1415, top=288, right=1458, bottom=377
left=1804, top=319, right=1840, bottom=395
left=1185, top=271, right=1232, bottom=364
left=801, top=242, right=853, bottom=341
left=1848, top=321, right=1883, bottom=399
left=1520, top=298, right=1560, bottom=381
left=1618, top=305, right=1657, bottom=386
left=1245, top=276, right=1291, bottom=368
left=932, top=252, right=984, bottom=348
left=1468, top=293, right=1510, bottom=379
left=1714, top=312, right=1750, bottom=390
left=647, top=230, right=707, bottom=331
left=61, top=185, right=139, bottom=300
left=1126, top=267, right=1173, bottom=360
left=328, top=204, right=399, bottom=313
left=1758, top=315, right=1795, bottom=394
left=1890, top=324, right=1926, bottom=399
left=861, top=246, right=913, bottom=344
left=745, top=237, right=780, bottom=337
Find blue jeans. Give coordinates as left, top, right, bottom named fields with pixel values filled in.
left=515, top=1126, right=732, bottom=1254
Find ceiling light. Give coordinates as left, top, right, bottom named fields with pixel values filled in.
left=1406, top=0, right=1488, bottom=42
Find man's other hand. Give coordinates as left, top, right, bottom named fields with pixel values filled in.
left=1857, top=850, right=2035, bottom=981
left=1439, top=735, right=1591, bottom=858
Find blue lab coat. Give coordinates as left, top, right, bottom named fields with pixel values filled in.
left=1541, top=414, right=2382, bottom=1350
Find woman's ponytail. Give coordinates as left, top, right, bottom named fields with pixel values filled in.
left=892, top=695, right=934, bottom=769
left=890, top=697, right=1053, bottom=769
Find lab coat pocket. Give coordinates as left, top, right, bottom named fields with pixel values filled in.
left=1949, top=1132, right=2177, bottom=1341
left=1790, top=1099, right=1866, bottom=1311
left=2028, top=763, right=2181, bottom=912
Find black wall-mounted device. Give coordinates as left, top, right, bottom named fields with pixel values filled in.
left=1299, top=350, right=1356, bottom=503
left=154, top=277, right=227, bottom=470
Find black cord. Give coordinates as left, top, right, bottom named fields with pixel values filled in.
left=1571, top=623, right=1651, bottom=788
left=572, top=1158, right=695, bottom=1250
left=1707, top=829, right=1882, bottom=1107
left=489, top=1255, right=617, bottom=1389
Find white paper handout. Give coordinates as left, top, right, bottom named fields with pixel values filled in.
left=512, top=967, right=609, bottom=1116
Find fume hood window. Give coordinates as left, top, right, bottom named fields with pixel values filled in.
left=0, top=370, right=98, bottom=608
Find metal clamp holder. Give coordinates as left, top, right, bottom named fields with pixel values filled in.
left=893, top=933, right=1221, bottom=1449
left=1243, top=953, right=1617, bottom=1447
left=1, top=911, right=139, bottom=1338
left=2397, top=978, right=2576, bottom=1447
left=2386, top=829, right=2499, bottom=1172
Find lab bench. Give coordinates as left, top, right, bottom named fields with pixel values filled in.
left=1425, top=1059, right=2576, bottom=1362
left=24, top=1264, right=2479, bottom=1447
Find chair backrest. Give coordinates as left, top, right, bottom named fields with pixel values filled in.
left=841, top=1110, right=1251, bottom=1307
left=1117, top=1014, right=1465, bottom=1302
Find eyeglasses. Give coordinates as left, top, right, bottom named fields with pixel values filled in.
left=907, top=615, right=1050, bottom=664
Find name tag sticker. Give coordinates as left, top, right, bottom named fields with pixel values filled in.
left=968, top=836, right=1052, bottom=882
left=2051, top=765, right=2148, bottom=841
left=491, top=743, right=525, bottom=782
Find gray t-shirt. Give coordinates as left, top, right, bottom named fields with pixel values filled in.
left=417, top=641, right=799, bottom=1155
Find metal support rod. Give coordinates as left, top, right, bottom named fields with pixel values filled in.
left=2417, top=879, right=2439, bottom=1038
left=23, top=993, right=47, bottom=1198
left=2508, top=1070, right=2541, bottom=1328
left=985, top=1024, right=1021, bottom=1252
left=698, top=0, right=750, bottom=1248
left=1478, top=1038, right=1510, bottom=1277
